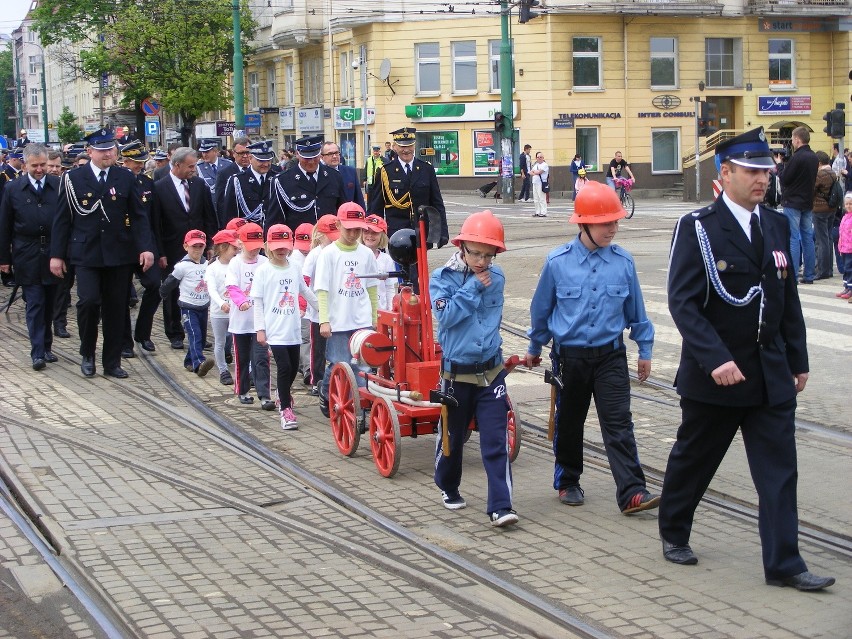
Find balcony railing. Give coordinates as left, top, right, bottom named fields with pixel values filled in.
left=747, top=0, right=851, bottom=14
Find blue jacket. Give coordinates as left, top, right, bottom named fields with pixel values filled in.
left=430, top=260, right=504, bottom=366
left=336, top=164, right=365, bottom=209
left=527, top=236, right=654, bottom=360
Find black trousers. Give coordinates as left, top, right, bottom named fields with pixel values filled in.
left=161, top=262, right=185, bottom=341
left=658, top=397, right=807, bottom=579
left=308, top=321, right=327, bottom=386
left=552, top=348, right=646, bottom=510
left=232, top=332, right=270, bottom=400
left=123, top=261, right=162, bottom=348
left=270, top=344, right=300, bottom=409
left=75, top=264, right=133, bottom=369
left=23, top=283, right=56, bottom=360
left=52, top=263, right=75, bottom=328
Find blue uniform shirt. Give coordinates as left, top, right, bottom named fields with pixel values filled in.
left=430, top=259, right=504, bottom=366
left=527, top=235, right=654, bottom=360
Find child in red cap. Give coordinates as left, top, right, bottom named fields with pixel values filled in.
left=251, top=225, right=318, bottom=430
left=361, top=214, right=396, bottom=310
left=160, top=230, right=215, bottom=377
left=204, top=229, right=240, bottom=385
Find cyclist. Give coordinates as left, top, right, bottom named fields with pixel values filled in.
left=607, top=151, right=636, bottom=190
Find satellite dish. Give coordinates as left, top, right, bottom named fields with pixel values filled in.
left=379, top=59, right=392, bottom=81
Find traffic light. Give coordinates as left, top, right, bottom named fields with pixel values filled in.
left=823, top=110, right=834, bottom=136
left=698, top=101, right=718, bottom=137
left=519, top=0, right=540, bottom=24
left=494, top=111, right=506, bottom=134
left=829, top=107, right=845, bottom=138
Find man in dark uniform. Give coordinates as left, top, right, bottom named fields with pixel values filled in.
left=265, top=135, right=345, bottom=231
left=368, top=127, right=448, bottom=289
left=214, top=137, right=251, bottom=223
left=659, top=127, right=834, bottom=591
left=0, top=144, right=61, bottom=369
left=119, top=141, right=162, bottom=355
left=152, top=146, right=217, bottom=349
left=49, top=128, right=156, bottom=379
left=220, top=140, right=276, bottom=228
left=1, top=147, right=25, bottom=201
left=196, top=138, right=231, bottom=213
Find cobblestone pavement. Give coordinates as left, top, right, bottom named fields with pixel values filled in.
left=0, top=195, right=849, bottom=638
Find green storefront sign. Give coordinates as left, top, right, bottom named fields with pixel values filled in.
left=418, top=131, right=459, bottom=176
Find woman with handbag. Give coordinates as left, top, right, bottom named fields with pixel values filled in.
left=530, top=151, right=550, bottom=218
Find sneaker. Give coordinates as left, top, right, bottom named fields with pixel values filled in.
left=490, top=509, right=519, bottom=527
left=220, top=371, right=234, bottom=385
left=622, top=490, right=661, bottom=514
left=836, top=290, right=852, bottom=299
left=225, top=352, right=233, bottom=364
left=260, top=398, right=276, bottom=411
left=558, top=485, right=585, bottom=506
left=196, top=359, right=215, bottom=377
left=441, top=491, right=467, bottom=510
left=319, top=395, right=330, bottom=418
left=309, top=385, right=320, bottom=397
left=238, top=394, right=254, bottom=405
left=281, top=406, right=298, bottom=430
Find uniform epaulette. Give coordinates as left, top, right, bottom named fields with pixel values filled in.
left=610, top=244, right=632, bottom=260
left=547, top=243, right=572, bottom=260
left=689, top=203, right=715, bottom=219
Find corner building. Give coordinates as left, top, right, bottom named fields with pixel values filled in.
left=242, top=0, right=850, bottom=197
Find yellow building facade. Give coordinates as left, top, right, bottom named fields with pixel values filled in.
left=241, top=2, right=850, bottom=194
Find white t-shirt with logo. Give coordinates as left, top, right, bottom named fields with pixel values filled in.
left=314, top=242, right=378, bottom=331
left=302, top=245, right=322, bottom=323
left=251, top=260, right=317, bottom=345
left=225, top=253, right=268, bottom=334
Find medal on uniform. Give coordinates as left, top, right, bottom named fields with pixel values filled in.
left=82, top=200, right=88, bottom=205
left=716, top=259, right=727, bottom=272
left=772, top=250, right=787, bottom=279
left=110, top=187, right=116, bottom=201
left=125, top=214, right=130, bottom=227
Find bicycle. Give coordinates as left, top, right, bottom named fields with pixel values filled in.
left=613, top=177, right=635, bottom=219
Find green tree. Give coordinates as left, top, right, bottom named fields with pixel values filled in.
left=32, top=0, right=255, bottom=145
left=0, top=44, right=15, bottom=140
left=56, top=106, right=84, bottom=145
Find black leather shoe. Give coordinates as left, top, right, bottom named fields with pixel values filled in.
left=121, top=348, right=136, bottom=359
left=766, top=571, right=835, bottom=591
left=137, top=339, right=156, bottom=352
left=54, top=326, right=71, bottom=338
left=104, top=366, right=129, bottom=379
left=32, top=358, right=46, bottom=371
left=44, top=352, right=58, bottom=363
left=798, top=279, right=814, bottom=284
left=81, top=356, right=96, bottom=377
left=170, top=339, right=185, bottom=350
left=661, top=538, right=698, bottom=565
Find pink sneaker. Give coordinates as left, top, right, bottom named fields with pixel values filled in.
left=836, top=290, right=852, bottom=299
left=280, top=406, right=298, bottom=430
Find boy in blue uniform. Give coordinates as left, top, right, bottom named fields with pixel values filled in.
left=430, top=210, right=517, bottom=528
left=524, top=181, right=658, bottom=514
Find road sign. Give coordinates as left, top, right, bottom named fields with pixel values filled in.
left=141, top=98, right=160, bottom=116
left=244, top=114, right=261, bottom=127
left=145, top=120, right=160, bottom=137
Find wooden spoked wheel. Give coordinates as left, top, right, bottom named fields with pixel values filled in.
left=329, top=363, right=360, bottom=456
left=369, top=396, right=402, bottom=478
left=507, top=396, right=522, bottom=463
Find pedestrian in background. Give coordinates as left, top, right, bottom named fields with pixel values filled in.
left=660, top=127, right=833, bottom=592
left=778, top=126, right=818, bottom=284
left=570, top=154, right=583, bottom=200
left=835, top=193, right=852, bottom=301
left=529, top=151, right=549, bottom=218
left=525, top=181, right=658, bottom=515
left=812, top=151, right=836, bottom=281
left=518, top=144, right=532, bottom=203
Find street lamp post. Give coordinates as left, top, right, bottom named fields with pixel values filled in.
left=40, top=53, right=48, bottom=144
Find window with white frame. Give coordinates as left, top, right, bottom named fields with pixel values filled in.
left=488, top=39, right=515, bottom=92
left=339, top=51, right=352, bottom=101
left=650, top=37, right=677, bottom=89
left=572, top=37, right=602, bottom=90
left=768, top=39, right=794, bottom=89
left=415, top=42, right=440, bottom=95
left=303, top=57, right=323, bottom=104
left=575, top=127, right=599, bottom=172
left=285, top=63, right=294, bottom=105
left=29, top=56, right=38, bottom=75
left=705, top=38, right=741, bottom=88
left=248, top=72, right=259, bottom=110
left=27, top=29, right=35, bottom=42
left=30, top=87, right=39, bottom=107
left=651, top=129, right=680, bottom=173
left=452, top=41, right=477, bottom=94
left=267, top=65, right=277, bottom=107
